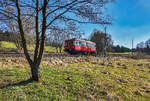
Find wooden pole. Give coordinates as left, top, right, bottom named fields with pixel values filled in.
left=132, top=39, right=134, bottom=56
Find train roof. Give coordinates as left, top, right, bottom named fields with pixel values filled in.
left=65, top=38, right=95, bottom=45
left=86, top=41, right=96, bottom=45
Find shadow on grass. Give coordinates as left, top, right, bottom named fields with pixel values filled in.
left=0, top=78, right=33, bottom=89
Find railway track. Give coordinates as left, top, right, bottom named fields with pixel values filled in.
left=0, top=53, right=85, bottom=58
left=0, top=53, right=132, bottom=58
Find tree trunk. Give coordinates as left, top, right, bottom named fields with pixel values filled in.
left=56, top=47, right=58, bottom=53
left=59, top=47, right=62, bottom=53
left=15, top=0, right=48, bottom=82
left=31, top=64, right=41, bottom=81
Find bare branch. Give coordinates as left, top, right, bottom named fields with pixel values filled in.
left=0, top=8, right=17, bottom=18
left=60, top=16, right=111, bottom=24
left=46, top=0, right=87, bottom=28
left=46, top=0, right=79, bottom=17
left=0, top=12, right=17, bottom=21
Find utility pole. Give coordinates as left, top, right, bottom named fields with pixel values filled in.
left=132, top=39, right=134, bottom=56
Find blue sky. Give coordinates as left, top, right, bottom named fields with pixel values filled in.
left=81, top=0, right=150, bottom=48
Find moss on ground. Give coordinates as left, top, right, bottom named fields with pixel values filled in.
left=0, top=57, right=150, bottom=101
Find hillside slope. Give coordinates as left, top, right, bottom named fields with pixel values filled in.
left=0, top=41, right=57, bottom=53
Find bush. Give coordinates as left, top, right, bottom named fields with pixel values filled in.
left=129, top=52, right=149, bottom=59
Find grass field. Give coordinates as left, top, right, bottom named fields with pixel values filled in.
left=108, top=52, right=132, bottom=55
left=0, top=41, right=57, bottom=53
left=0, top=57, right=150, bottom=101
left=0, top=41, right=16, bottom=49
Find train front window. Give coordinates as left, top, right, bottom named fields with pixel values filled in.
left=65, top=41, right=75, bottom=46
left=87, top=43, right=96, bottom=48
left=65, top=42, right=68, bottom=46
left=68, top=41, right=74, bottom=46
left=87, top=43, right=91, bottom=47
left=91, top=44, right=96, bottom=49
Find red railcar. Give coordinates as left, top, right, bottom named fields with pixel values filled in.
left=64, top=39, right=96, bottom=55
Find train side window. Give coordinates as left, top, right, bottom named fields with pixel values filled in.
left=75, top=41, right=77, bottom=45
left=79, top=42, right=81, bottom=46
left=72, top=41, right=75, bottom=45
left=80, top=41, right=86, bottom=46
left=75, top=41, right=79, bottom=46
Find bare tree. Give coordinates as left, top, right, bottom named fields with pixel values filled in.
left=47, top=22, right=84, bottom=53
left=90, top=29, right=113, bottom=55
left=0, top=4, right=35, bottom=52
left=0, top=0, right=113, bottom=81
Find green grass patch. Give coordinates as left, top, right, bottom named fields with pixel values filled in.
left=44, top=46, right=56, bottom=52
left=0, top=58, right=150, bottom=101
left=108, top=52, right=131, bottom=55
left=0, top=41, right=57, bottom=52
left=0, top=41, right=16, bottom=49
